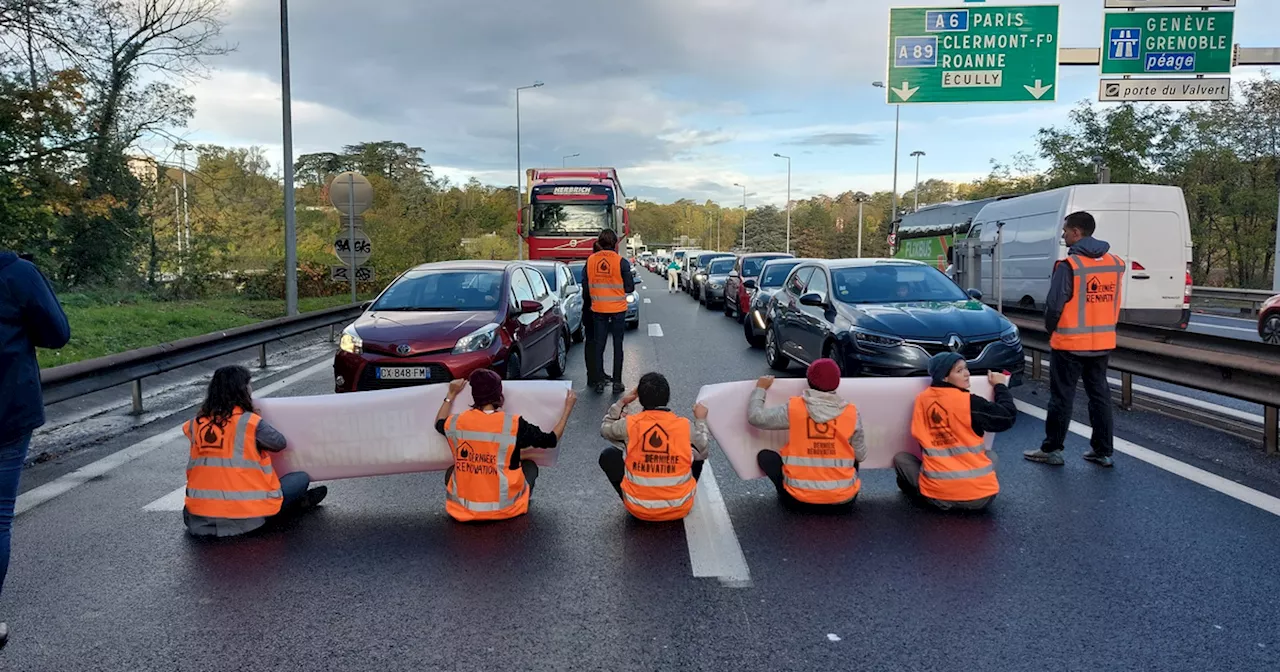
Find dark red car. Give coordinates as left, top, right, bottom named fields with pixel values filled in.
left=333, top=261, right=569, bottom=392
left=723, top=252, right=794, bottom=322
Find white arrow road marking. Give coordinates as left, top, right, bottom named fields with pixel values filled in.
left=891, top=81, right=919, bottom=102
left=643, top=298, right=651, bottom=304
left=1025, top=79, right=1054, bottom=99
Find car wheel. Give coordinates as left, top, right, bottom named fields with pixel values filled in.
left=546, top=331, right=569, bottom=379
left=627, top=319, right=639, bottom=331
left=744, top=315, right=765, bottom=349
left=505, top=350, right=523, bottom=381
left=824, top=341, right=851, bottom=377
left=572, top=322, right=585, bottom=344
left=704, top=293, right=717, bottom=310
left=1263, top=314, right=1280, bottom=345
left=765, top=325, right=790, bottom=371
left=723, top=297, right=733, bottom=317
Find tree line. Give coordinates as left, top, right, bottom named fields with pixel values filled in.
left=1, top=0, right=1275, bottom=293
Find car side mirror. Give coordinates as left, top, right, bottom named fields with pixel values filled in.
left=799, top=292, right=825, bottom=307
left=567, top=284, right=581, bottom=295
left=967, top=288, right=984, bottom=300
left=518, top=299, right=543, bottom=314
left=743, top=279, right=757, bottom=290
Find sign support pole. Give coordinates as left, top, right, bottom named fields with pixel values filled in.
left=348, top=173, right=357, bottom=303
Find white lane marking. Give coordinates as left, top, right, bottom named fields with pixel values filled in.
left=1014, top=400, right=1280, bottom=518
left=142, top=486, right=186, bottom=511
left=1024, top=356, right=1263, bottom=425
left=1194, top=323, right=1258, bottom=334
left=683, top=466, right=752, bottom=587
left=18, top=358, right=333, bottom=517
left=643, top=298, right=651, bottom=304
left=648, top=323, right=664, bottom=337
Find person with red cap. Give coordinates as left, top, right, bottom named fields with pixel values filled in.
left=434, top=368, right=577, bottom=522
left=747, top=358, right=864, bottom=510
left=894, top=352, right=1015, bottom=511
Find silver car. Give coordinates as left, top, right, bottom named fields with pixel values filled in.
left=531, top=261, right=585, bottom=343
left=699, top=256, right=737, bottom=309
left=743, top=258, right=807, bottom=348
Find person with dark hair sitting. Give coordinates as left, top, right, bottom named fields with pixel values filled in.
left=582, top=229, right=635, bottom=394
left=183, top=365, right=327, bottom=537
left=435, top=368, right=576, bottom=522
left=598, top=372, right=710, bottom=522
left=748, top=358, right=863, bottom=511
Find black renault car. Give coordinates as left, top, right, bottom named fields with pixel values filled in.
left=763, top=259, right=1024, bottom=382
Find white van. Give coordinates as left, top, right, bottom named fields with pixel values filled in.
left=965, top=184, right=1192, bottom=329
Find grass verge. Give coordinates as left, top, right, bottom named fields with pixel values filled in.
left=40, top=294, right=373, bottom=369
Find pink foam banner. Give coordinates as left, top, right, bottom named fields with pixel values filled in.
left=255, top=380, right=571, bottom=482
left=695, top=377, right=995, bottom=480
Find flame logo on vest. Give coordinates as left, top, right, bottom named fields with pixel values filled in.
left=806, top=417, right=835, bottom=439
left=457, top=442, right=471, bottom=460
left=596, top=257, right=612, bottom=275
left=195, top=420, right=224, bottom=455
left=1086, top=275, right=1117, bottom=304
left=927, top=402, right=950, bottom=430
left=642, top=424, right=669, bottom=454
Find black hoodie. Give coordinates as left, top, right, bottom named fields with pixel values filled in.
left=0, top=252, right=71, bottom=443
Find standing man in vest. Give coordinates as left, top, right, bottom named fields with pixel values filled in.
left=436, top=368, right=577, bottom=522
left=582, top=229, right=635, bottom=394
left=895, top=353, right=1016, bottom=511
left=582, top=241, right=603, bottom=391
left=1024, top=211, right=1124, bottom=468
left=598, top=372, right=710, bottom=522
left=748, top=359, right=863, bottom=510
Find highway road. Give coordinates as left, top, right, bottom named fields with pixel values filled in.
left=6, top=268, right=1280, bottom=671
left=1188, top=312, right=1262, bottom=342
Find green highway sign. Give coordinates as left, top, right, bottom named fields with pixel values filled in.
left=885, top=5, right=1060, bottom=105
left=1101, top=11, right=1234, bottom=76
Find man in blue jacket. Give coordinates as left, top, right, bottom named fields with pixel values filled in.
left=0, top=251, right=71, bottom=648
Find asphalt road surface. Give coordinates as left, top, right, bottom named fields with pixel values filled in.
left=7, top=269, right=1279, bottom=671
left=1188, top=312, right=1262, bottom=343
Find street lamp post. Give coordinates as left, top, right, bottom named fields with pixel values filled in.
left=854, top=192, right=869, bottom=258
left=516, top=81, right=544, bottom=261
left=872, top=81, right=901, bottom=224
left=910, top=150, right=926, bottom=212
left=561, top=152, right=579, bottom=167
left=733, top=183, right=747, bottom=249
left=280, top=0, right=298, bottom=315
left=175, top=142, right=192, bottom=273
left=773, top=153, right=791, bottom=254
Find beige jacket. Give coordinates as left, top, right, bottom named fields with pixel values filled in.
left=747, top=388, right=866, bottom=464
left=600, top=400, right=712, bottom=462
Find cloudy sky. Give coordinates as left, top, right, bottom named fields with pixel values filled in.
left=174, top=0, right=1275, bottom=207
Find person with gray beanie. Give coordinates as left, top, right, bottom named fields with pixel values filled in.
left=434, top=368, right=577, bottom=522
left=893, top=352, right=1016, bottom=511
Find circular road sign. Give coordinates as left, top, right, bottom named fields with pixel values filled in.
left=329, top=171, right=373, bottom=215
left=334, top=229, right=372, bottom=265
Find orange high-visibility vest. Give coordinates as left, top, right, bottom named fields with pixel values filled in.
left=443, top=410, right=529, bottom=522
left=622, top=410, right=697, bottom=521
left=911, top=387, right=999, bottom=502
left=587, top=250, right=627, bottom=314
left=1050, top=253, right=1124, bottom=352
left=780, top=397, right=861, bottom=504
left=184, top=410, right=283, bottom=519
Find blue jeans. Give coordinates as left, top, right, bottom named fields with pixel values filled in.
left=0, top=433, right=31, bottom=599
left=277, top=471, right=310, bottom=512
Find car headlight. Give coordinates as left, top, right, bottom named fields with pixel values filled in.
left=1000, top=324, right=1021, bottom=346
left=626, top=293, right=637, bottom=304
left=452, top=323, right=500, bottom=354
left=709, top=280, right=724, bottom=289
left=695, top=273, right=707, bottom=281
left=852, top=328, right=904, bottom=349
left=339, top=325, right=363, bottom=354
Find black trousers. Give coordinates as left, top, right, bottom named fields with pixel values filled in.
left=598, top=447, right=703, bottom=499
left=592, top=312, right=626, bottom=386
left=756, top=450, right=856, bottom=512
left=582, top=310, right=600, bottom=385
left=1041, top=350, right=1114, bottom=457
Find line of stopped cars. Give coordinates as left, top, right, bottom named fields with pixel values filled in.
left=333, top=259, right=639, bottom=393
left=642, top=250, right=1026, bottom=382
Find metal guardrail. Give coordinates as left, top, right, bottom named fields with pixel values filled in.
left=1009, top=315, right=1280, bottom=455
left=1191, top=286, right=1274, bottom=318
left=40, top=302, right=366, bottom=412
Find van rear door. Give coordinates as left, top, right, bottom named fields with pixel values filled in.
left=1125, top=209, right=1187, bottom=319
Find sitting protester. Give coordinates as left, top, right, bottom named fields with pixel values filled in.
left=436, top=368, right=576, bottom=522
left=748, top=358, right=864, bottom=510
left=184, top=366, right=327, bottom=537
left=894, top=352, right=1016, bottom=511
left=598, top=372, right=710, bottom=522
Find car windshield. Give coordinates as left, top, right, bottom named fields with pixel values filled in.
left=832, top=265, right=968, bottom=304
left=568, top=263, right=585, bottom=284
left=743, top=256, right=787, bottom=276
left=372, top=270, right=504, bottom=311
left=708, top=258, right=734, bottom=274
left=536, top=266, right=558, bottom=290
left=530, top=202, right=614, bottom=235
left=760, top=261, right=801, bottom=288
